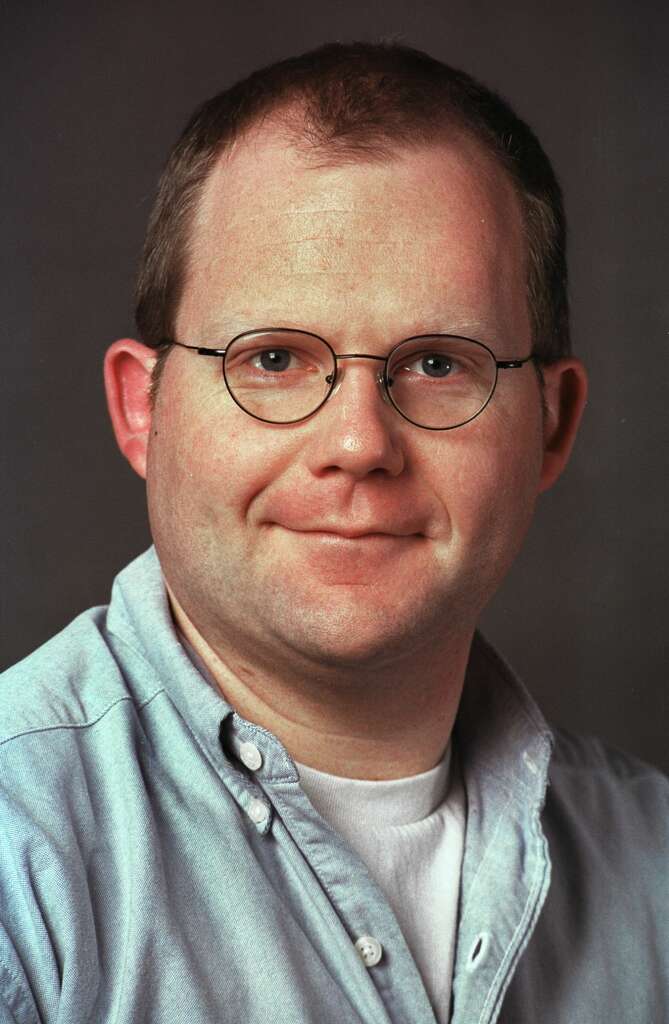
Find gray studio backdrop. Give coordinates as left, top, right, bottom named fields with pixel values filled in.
left=2, top=0, right=667, bottom=771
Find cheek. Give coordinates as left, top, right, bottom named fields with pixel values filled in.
left=428, top=402, right=544, bottom=548
left=148, top=385, right=294, bottom=534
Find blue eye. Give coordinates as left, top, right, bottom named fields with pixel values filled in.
left=400, top=352, right=460, bottom=379
left=256, top=349, right=293, bottom=372
left=419, top=353, right=455, bottom=378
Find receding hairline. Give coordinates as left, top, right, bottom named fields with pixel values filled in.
left=182, top=103, right=529, bottom=288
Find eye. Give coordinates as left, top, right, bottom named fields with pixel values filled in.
left=417, top=352, right=456, bottom=378
left=399, top=351, right=462, bottom=379
left=225, top=333, right=333, bottom=390
left=250, top=348, right=297, bottom=372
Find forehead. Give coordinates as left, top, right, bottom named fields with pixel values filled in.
left=177, top=125, right=529, bottom=343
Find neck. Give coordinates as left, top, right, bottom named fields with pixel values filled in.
left=169, top=589, right=473, bottom=781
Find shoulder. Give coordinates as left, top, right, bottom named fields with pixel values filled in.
left=0, top=607, right=142, bottom=1022
left=549, top=726, right=667, bottom=801
left=507, top=730, right=668, bottom=1019
left=0, top=603, right=161, bottom=749
left=545, top=726, right=668, bottom=867
left=0, top=600, right=168, bottom=901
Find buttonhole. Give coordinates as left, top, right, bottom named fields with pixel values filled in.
left=466, top=932, right=490, bottom=972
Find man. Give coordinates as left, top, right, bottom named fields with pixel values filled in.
left=0, top=42, right=665, bottom=1024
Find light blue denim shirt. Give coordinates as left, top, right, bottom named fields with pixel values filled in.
left=1, top=548, right=667, bottom=1023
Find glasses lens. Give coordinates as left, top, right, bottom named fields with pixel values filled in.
left=223, top=331, right=335, bottom=423
left=387, top=336, right=497, bottom=428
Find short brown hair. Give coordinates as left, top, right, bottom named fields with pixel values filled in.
left=135, top=42, right=570, bottom=397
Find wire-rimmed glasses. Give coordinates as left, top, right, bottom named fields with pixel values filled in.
left=164, top=328, right=534, bottom=430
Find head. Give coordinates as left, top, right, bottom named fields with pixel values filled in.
left=105, top=43, right=587, bottom=678
left=135, top=42, right=571, bottom=400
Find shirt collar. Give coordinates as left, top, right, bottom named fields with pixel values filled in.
left=106, top=547, right=297, bottom=833
left=456, top=634, right=554, bottom=807
left=106, top=546, right=236, bottom=769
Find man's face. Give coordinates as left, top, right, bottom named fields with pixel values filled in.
left=147, top=128, right=547, bottom=672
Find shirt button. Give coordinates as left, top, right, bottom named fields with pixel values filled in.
left=355, top=935, right=383, bottom=968
left=239, top=741, right=263, bottom=771
left=247, top=797, right=269, bottom=825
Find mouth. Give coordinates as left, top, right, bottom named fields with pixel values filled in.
left=277, top=525, right=423, bottom=540
left=265, top=523, right=429, bottom=585
left=272, top=526, right=427, bottom=558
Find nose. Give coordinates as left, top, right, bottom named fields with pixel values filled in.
left=303, top=360, right=406, bottom=479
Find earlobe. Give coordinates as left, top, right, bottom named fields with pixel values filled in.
left=538, top=358, right=588, bottom=493
left=104, top=339, right=156, bottom=480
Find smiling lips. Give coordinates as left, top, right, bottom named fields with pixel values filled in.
left=275, top=523, right=424, bottom=539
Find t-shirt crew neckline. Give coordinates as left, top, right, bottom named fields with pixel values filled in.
left=295, top=743, right=452, bottom=831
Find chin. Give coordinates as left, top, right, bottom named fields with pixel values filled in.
left=263, top=584, right=469, bottom=671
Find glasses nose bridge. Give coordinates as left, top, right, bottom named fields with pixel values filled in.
left=336, top=352, right=387, bottom=364
left=327, top=351, right=388, bottom=388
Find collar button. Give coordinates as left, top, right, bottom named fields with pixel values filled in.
left=239, top=741, right=263, bottom=771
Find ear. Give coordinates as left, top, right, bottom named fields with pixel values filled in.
left=538, top=358, right=588, bottom=493
left=104, top=339, right=157, bottom=480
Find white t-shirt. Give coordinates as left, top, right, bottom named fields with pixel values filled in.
left=296, top=745, right=466, bottom=1023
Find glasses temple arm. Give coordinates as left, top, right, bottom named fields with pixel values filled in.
left=496, top=353, right=536, bottom=369
left=162, top=340, right=227, bottom=357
